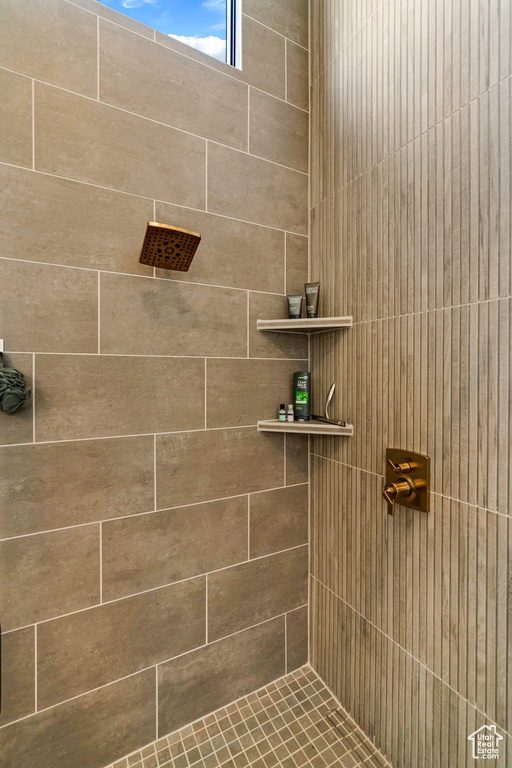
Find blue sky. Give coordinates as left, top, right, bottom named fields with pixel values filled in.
left=99, top=0, right=227, bottom=59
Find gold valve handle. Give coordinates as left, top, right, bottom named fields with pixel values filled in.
left=387, top=459, right=418, bottom=474
left=382, top=478, right=414, bottom=515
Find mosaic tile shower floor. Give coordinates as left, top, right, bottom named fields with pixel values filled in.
left=106, top=666, right=389, bottom=768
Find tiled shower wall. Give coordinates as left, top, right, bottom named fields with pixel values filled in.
left=0, top=1, right=309, bottom=766
left=309, top=1, right=511, bottom=767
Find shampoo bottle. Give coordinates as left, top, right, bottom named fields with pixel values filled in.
left=293, top=371, right=311, bottom=421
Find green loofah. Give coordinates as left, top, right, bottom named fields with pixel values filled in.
left=0, top=353, right=32, bottom=414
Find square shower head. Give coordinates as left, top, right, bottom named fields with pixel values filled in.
left=139, top=222, right=201, bottom=271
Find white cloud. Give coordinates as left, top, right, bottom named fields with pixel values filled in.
left=169, top=34, right=226, bottom=61
left=203, top=0, right=225, bottom=9
left=122, top=0, right=157, bottom=8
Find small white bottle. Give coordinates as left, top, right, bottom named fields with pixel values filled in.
left=287, top=404, right=294, bottom=422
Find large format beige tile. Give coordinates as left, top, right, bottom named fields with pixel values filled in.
left=244, top=0, right=309, bottom=48
left=0, top=165, right=154, bottom=275
left=100, top=273, right=246, bottom=357
left=285, top=433, right=309, bottom=485
left=286, top=606, right=308, bottom=671
left=34, top=355, right=205, bottom=440
left=242, top=15, right=286, bottom=99
left=207, top=545, right=308, bottom=640
left=208, top=143, right=308, bottom=235
left=0, top=353, right=33, bottom=447
left=100, top=20, right=248, bottom=150
left=206, top=358, right=304, bottom=428
left=158, top=617, right=285, bottom=734
left=102, top=497, right=248, bottom=600
left=0, top=259, right=97, bottom=353
left=155, top=203, right=286, bottom=293
left=0, top=436, right=154, bottom=538
left=35, top=84, right=206, bottom=207
left=249, top=292, right=309, bottom=359
left=250, top=89, right=309, bottom=173
left=249, top=484, right=308, bottom=558
left=287, top=42, right=309, bottom=111
left=0, top=526, right=100, bottom=631
left=156, top=427, right=284, bottom=508
left=37, top=577, right=205, bottom=708
left=0, top=0, right=97, bottom=97
left=0, top=669, right=156, bottom=768
left=285, top=233, right=309, bottom=294
left=0, top=627, right=35, bottom=726
left=0, top=69, right=32, bottom=168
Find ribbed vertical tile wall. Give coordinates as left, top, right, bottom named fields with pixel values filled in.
left=0, top=1, right=309, bottom=766
left=309, top=1, right=511, bottom=766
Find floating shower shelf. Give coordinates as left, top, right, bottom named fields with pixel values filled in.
left=257, top=419, right=354, bottom=436
left=256, top=316, right=353, bottom=334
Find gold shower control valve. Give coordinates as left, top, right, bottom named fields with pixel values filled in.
left=387, top=458, right=417, bottom=474
left=383, top=479, right=414, bottom=515
left=383, top=449, right=430, bottom=516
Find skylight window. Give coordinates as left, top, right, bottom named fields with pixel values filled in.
left=99, top=0, right=240, bottom=66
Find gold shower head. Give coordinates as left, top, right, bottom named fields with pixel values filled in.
left=139, top=222, right=201, bottom=271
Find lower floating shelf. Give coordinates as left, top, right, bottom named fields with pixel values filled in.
left=257, top=419, right=354, bottom=436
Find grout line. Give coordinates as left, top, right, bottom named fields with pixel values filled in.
left=9, top=475, right=504, bottom=547
left=13, top=68, right=311, bottom=175
left=153, top=200, right=156, bottom=276
left=247, top=85, right=250, bottom=152
left=153, top=433, right=157, bottom=510
left=97, top=272, right=101, bottom=353
left=284, top=612, right=288, bottom=674
left=155, top=665, right=159, bottom=739
left=205, top=574, right=209, bottom=644
left=308, top=73, right=512, bottom=202
left=99, top=522, right=103, bottom=604
left=31, top=79, right=35, bottom=170
left=309, top=452, right=512, bottom=521
left=31, top=353, right=35, bottom=443
left=0, top=252, right=306, bottom=297
left=246, top=292, right=250, bottom=358
left=285, top=38, right=288, bottom=102
left=96, top=15, right=100, bottom=100
left=205, top=140, right=208, bottom=211
left=2, top=349, right=310, bottom=361
left=310, top=574, right=512, bottom=741
left=206, top=137, right=309, bottom=176
left=1, top=420, right=310, bottom=451
left=0, top=157, right=308, bottom=237
left=284, top=231, right=287, bottom=294
left=1, top=546, right=309, bottom=635
left=204, top=359, right=207, bottom=429
left=0, top=608, right=309, bottom=733
left=242, top=13, right=309, bottom=52
left=21, top=66, right=311, bottom=177
left=247, top=495, right=251, bottom=559
left=34, top=624, right=38, bottom=712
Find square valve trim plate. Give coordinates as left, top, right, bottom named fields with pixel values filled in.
left=385, top=448, right=430, bottom=513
